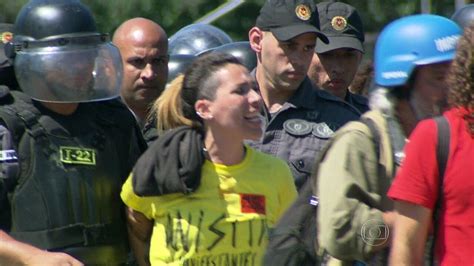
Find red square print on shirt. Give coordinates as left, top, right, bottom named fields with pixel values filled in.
left=240, top=194, right=266, bottom=214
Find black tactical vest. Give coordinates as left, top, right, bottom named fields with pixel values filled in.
left=0, top=91, right=143, bottom=265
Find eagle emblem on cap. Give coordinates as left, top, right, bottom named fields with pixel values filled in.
left=1, top=31, right=13, bottom=44
left=331, top=16, right=347, bottom=31
left=295, top=4, right=311, bottom=21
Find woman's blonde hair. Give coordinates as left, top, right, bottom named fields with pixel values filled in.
left=152, top=74, right=194, bottom=132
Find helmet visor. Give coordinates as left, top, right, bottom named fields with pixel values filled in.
left=14, top=42, right=122, bottom=103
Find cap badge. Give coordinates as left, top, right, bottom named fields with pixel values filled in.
left=295, top=4, right=311, bottom=21
left=331, top=16, right=347, bottom=31
left=1, top=32, right=13, bottom=44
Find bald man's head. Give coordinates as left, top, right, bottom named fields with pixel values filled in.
left=113, top=18, right=167, bottom=47
left=113, top=17, right=169, bottom=122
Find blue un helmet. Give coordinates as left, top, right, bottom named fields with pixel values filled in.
left=374, top=14, right=461, bottom=87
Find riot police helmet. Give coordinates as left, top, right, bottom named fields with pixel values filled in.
left=451, top=4, right=474, bottom=29
left=198, top=41, right=257, bottom=71
left=11, top=0, right=123, bottom=103
left=167, top=54, right=196, bottom=84
left=168, top=23, right=232, bottom=56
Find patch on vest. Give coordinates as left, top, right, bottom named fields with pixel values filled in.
left=312, top=122, right=334, bottom=139
left=283, top=119, right=312, bottom=136
left=309, top=195, right=319, bottom=206
left=0, top=149, right=18, bottom=162
left=59, top=146, right=96, bottom=165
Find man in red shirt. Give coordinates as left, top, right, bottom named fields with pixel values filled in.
left=388, top=23, right=474, bottom=265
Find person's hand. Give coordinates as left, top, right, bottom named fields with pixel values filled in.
left=22, top=249, right=83, bottom=266
left=382, top=210, right=396, bottom=228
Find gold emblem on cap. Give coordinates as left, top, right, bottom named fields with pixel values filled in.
left=295, top=4, right=311, bottom=21
left=1, top=31, right=13, bottom=44
left=331, top=16, right=347, bottom=31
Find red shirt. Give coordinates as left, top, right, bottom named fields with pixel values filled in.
left=388, top=108, right=474, bottom=265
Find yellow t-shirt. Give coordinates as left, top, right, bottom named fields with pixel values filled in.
left=121, top=147, right=297, bottom=265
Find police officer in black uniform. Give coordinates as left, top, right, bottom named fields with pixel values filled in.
left=0, top=0, right=146, bottom=265
left=247, top=0, right=360, bottom=190
left=308, top=1, right=369, bottom=114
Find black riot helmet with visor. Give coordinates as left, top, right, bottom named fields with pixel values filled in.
left=9, top=0, right=122, bottom=103
left=168, top=23, right=233, bottom=56
left=198, top=41, right=257, bottom=71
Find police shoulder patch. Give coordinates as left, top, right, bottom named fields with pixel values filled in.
left=59, top=146, right=96, bottom=165
left=283, top=119, right=312, bottom=136
left=312, top=122, right=334, bottom=139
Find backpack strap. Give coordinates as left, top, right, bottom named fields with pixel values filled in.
left=0, top=91, right=41, bottom=148
left=0, top=92, right=47, bottom=189
left=0, top=106, right=26, bottom=149
left=360, top=117, right=382, bottom=161
left=429, top=115, right=450, bottom=266
left=434, top=116, right=450, bottom=190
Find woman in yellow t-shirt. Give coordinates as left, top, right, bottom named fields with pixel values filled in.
left=121, top=53, right=297, bottom=266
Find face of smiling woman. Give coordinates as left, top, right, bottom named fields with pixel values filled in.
left=204, top=63, right=263, bottom=141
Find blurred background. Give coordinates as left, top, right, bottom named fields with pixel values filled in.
left=0, top=0, right=470, bottom=62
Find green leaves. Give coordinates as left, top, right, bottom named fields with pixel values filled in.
left=0, top=0, right=461, bottom=46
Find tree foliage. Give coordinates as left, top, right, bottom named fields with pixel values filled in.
left=0, top=0, right=460, bottom=38
left=0, top=0, right=463, bottom=63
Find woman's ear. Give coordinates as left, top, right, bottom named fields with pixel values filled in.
left=195, top=99, right=213, bottom=120
left=249, top=27, right=263, bottom=53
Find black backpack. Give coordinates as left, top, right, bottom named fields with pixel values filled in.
left=263, top=176, right=319, bottom=265
left=263, top=118, right=381, bottom=266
